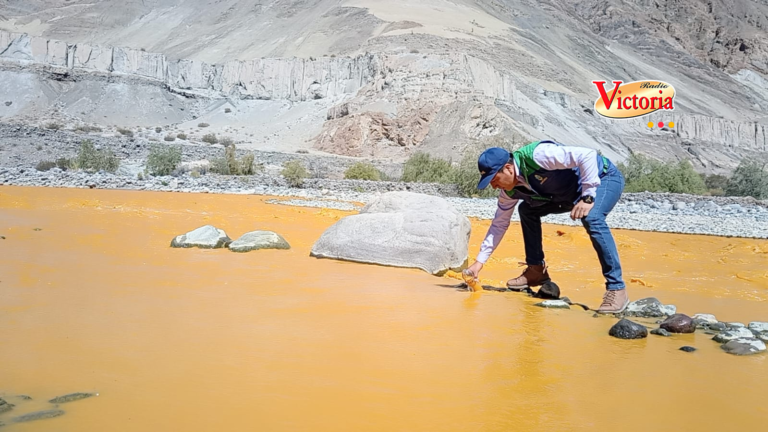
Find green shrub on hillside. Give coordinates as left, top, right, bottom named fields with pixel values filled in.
left=72, top=140, right=120, bottom=173
left=146, top=144, right=182, bottom=176
left=282, top=160, right=308, bottom=187
left=725, top=160, right=768, bottom=199
left=617, top=154, right=706, bottom=194
left=344, top=162, right=381, bottom=181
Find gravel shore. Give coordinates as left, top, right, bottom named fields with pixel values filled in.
left=2, top=123, right=768, bottom=239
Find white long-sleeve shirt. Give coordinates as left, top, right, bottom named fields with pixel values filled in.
left=475, top=143, right=602, bottom=264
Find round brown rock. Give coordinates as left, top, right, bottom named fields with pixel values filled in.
left=659, top=313, right=696, bottom=333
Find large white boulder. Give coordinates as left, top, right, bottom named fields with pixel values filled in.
left=310, top=192, right=471, bottom=275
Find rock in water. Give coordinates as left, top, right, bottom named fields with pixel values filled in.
left=748, top=322, right=768, bottom=333
left=692, top=313, right=718, bottom=324
left=679, top=346, right=697, bottom=352
left=310, top=192, right=471, bottom=275
left=712, top=327, right=755, bottom=343
left=0, top=398, right=13, bottom=414
left=48, top=392, right=98, bottom=404
left=624, top=297, right=676, bottom=318
left=708, top=322, right=728, bottom=332
left=609, top=319, right=648, bottom=339
left=721, top=338, right=767, bottom=356
left=533, top=281, right=560, bottom=299
left=650, top=328, right=671, bottom=337
left=660, top=314, right=696, bottom=333
left=534, top=300, right=570, bottom=309
left=12, top=409, right=65, bottom=423
left=170, top=225, right=231, bottom=249
left=228, top=231, right=290, bottom=252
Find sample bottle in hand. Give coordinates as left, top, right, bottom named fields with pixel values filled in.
left=462, top=269, right=483, bottom=292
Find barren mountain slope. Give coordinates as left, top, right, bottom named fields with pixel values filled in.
left=0, top=0, right=767, bottom=171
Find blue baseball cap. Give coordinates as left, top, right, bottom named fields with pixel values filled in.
left=477, top=147, right=511, bottom=190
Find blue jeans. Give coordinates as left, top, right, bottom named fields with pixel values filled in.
left=518, top=164, right=626, bottom=291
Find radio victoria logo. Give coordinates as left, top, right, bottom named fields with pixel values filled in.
left=591, top=80, right=675, bottom=120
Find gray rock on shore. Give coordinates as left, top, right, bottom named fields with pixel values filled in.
left=228, top=231, right=290, bottom=252
left=171, top=225, right=231, bottom=249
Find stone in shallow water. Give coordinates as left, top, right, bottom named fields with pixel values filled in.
left=712, top=327, right=755, bottom=343
left=0, top=397, right=13, bottom=414
left=679, top=346, right=697, bottom=352
left=12, top=409, right=65, bottom=423
left=228, top=231, right=290, bottom=252
left=721, top=338, right=766, bottom=356
left=534, top=300, right=570, bottom=309
left=533, top=281, right=560, bottom=299
left=310, top=192, right=470, bottom=275
left=650, top=328, right=671, bottom=337
left=748, top=322, right=768, bottom=333
left=624, top=297, right=676, bottom=318
left=692, top=313, right=717, bottom=325
left=708, top=322, right=728, bottom=332
left=660, top=314, right=696, bottom=333
left=48, top=392, right=98, bottom=404
left=170, top=225, right=231, bottom=249
left=727, top=322, right=745, bottom=328
left=609, top=319, right=648, bottom=339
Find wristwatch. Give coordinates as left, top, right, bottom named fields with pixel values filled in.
left=579, top=195, right=594, bottom=204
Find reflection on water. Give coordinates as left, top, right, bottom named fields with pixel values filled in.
left=0, top=186, right=766, bottom=431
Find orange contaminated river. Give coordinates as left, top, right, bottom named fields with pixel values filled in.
left=1, top=186, right=767, bottom=431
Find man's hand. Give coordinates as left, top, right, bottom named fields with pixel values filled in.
left=570, top=200, right=595, bottom=220
left=466, top=261, right=484, bottom=279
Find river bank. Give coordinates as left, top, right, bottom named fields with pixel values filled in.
left=2, top=123, right=768, bottom=239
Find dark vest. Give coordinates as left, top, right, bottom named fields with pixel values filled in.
left=505, top=140, right=609, bottom=207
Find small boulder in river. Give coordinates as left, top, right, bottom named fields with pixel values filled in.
left=721, top=338, right=766, bottom=356
left=609, top=319, right=648, bottom=339
left=660, top=314, right=696, bottom=333
left=692, top=313, right=717, bottom=324
left=310, top=192, right=471, bottom=275
left=12, top=409, right=65, bottom=423
left=228, top=231, right=290, bottom=252
left=48, top=392, right=98, bottom=404
left=650, top=328, right=671, bottom=337
left=707, top=322, right=728, bottom=332
left=0, top=397, right=13, bottom=414
left=624, top=297, right=676, bottom=318
left=748, top=321, right=768, bottom=333
left=533, top=281, right=560, bottom=299
left=534, top=299, right=570, bottom=309
left=712, top=327, right=755, bottom=343
left=170, top=225, right=231, bottom=249
left=679, top=346, right=697, bottom=352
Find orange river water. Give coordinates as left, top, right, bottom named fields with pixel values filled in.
left=1, top=186, right=767, bottom=431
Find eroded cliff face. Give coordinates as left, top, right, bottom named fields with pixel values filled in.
left=0, top=28, right=766, bottom=171
left=0, top=30, right=379, bottom=102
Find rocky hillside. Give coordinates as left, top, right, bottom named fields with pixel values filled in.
left=1, top=0, right=767, bottom=172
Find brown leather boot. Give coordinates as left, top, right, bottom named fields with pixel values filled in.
left=507, top=262, right=551, bottom=291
